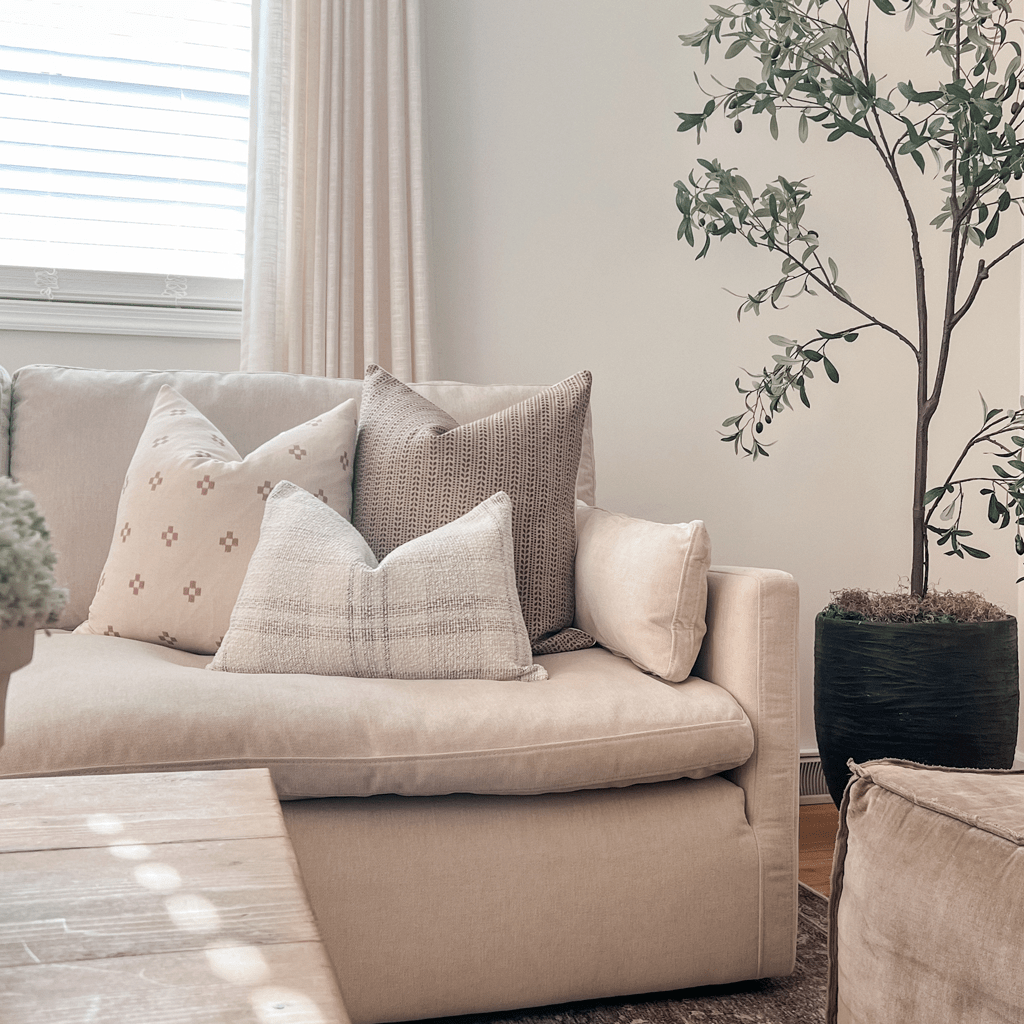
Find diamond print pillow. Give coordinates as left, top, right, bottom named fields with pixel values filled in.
left=210, top=484, right=547, bottom=680
left=75, top=385, right=358, bottom=654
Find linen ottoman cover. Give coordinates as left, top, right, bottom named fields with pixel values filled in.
left=828, top=759, right=1024, bottom=1024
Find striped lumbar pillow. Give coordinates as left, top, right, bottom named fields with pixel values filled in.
left=210, top=483, right=547, bottom=681
left=353, top=365, right=594, bottom=656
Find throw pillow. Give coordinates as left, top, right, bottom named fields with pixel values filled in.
left=353, top=364, right=594, bottom=655
left=210, top=484, right=547, bottom=681
left=574, top=502, right=711, bottom=682
left=76, top=386, right=358, bottom=654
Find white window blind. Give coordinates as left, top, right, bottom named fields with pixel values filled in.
left=0, top=0, right=250, bottom=328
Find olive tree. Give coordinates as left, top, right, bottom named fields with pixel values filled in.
left=675, top=0, right=1024, bottom=596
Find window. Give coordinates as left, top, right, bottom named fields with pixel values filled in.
left=0, top=0, right=250, bottom=338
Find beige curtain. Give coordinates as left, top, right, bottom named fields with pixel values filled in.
left=242, top=0, right=431, bottom=380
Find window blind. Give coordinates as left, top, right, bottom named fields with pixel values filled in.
left=0, top=0, right=250, bottom=296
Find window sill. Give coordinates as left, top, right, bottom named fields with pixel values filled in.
left=0, top=299, right=241, bottom=340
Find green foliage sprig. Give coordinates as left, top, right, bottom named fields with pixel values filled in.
left=0, top=477, right=68, bottom=629
left=674, top=0, right=1024, bottom=595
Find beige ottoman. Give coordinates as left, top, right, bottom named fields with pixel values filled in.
left=828, top=758, right=1024, bottom=1024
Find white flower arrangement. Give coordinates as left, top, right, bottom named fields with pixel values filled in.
left=0, top=477, right=68, bottom=629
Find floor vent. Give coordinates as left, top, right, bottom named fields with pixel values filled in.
left=800, top=755, right=832, bottom=804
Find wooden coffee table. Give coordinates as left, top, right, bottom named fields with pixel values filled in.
left=0, top=768, right=350, bottom=1023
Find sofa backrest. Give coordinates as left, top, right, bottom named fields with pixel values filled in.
left=6, top=364, right=596, bottom=630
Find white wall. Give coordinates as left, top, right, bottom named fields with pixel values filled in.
left=423, top=0, right=1023, bottom=751
left=0, top=331, right=239, bottom=374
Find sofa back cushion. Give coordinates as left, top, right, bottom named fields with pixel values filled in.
left=8, top=364, right=596, bottom=630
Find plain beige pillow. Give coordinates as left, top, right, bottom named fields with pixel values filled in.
left=574, top=502, right=711, bottom=682
left=211, top=484, right=547, bottom=681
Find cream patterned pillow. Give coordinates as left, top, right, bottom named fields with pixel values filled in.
left=76, top=386, right=358, bottom=654
left=210, top=484, right=547, bottom=681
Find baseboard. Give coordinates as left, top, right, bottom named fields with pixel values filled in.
left=802, top=748, right=1024, bottom=796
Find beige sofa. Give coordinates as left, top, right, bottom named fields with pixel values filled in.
left=0, top=363, right=799, bottom=1023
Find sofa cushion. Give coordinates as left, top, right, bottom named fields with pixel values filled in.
left=211, top=485, right=545, bottom=681
left=74, top=387, right=358, bottom=654
left=575, top=503, right=711, bottom=682
left=0, top=632, right=754, bottom=799
left=354, top=365, right=594, bottom=655
left=7, top=365, right=597, bottom=631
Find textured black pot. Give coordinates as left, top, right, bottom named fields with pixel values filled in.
left=814, top=613, right=1019, bottom=807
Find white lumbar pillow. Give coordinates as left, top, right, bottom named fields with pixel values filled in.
left=77, top=386, right=358, bottom=654
left=210, top=483, right=547, bottom=681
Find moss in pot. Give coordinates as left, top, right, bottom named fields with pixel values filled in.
left=814, top=590, right=1017, bottom=805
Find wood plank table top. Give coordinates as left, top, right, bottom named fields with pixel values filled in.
left=0, top=768, right=351, bottom=1024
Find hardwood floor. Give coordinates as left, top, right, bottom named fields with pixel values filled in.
left=799, top=801, right=840, bottom=897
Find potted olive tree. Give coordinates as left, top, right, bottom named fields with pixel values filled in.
left=0, top=477, right=67, bottom=744
left=675, top=0, right=1023, bottom=804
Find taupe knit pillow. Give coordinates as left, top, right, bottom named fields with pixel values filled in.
left=353, top=366, right=595, bottom=655
left=210, top=484, right=546, bottom=681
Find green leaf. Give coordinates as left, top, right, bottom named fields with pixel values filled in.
left=799, top=112, right=809, bottom=143
left=911, top=149, right=926, bottom=173
left=822, top=356, right=840, bottom=383
left=1016, top=534, right=1024, bottom=556
left=871, top=0, right=896, bottom=16
left=725, top=36, right=748, bottom=60
left=923, top=486, right=950, bottom=504
left=962, top=545, right=991, bottom=559
left=827, top=257, right=839, bottom=282
left=986, top=210, right=1001, bottom=239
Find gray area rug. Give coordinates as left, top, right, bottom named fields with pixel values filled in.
left=426, top=883, right=828, bottom=1024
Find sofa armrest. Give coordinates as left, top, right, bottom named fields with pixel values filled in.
left=693, top=564, right=799, bottom=976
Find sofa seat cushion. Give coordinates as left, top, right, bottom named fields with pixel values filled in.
left=0, top=632, right=754, bottom=799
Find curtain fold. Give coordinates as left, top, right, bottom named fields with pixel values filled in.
left=242, top=0, right=431, bottom=380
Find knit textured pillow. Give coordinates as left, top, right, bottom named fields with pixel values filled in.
left=210, top=484, right=547, bottom=680
left=353, top=366, right=595, bottom=655
left=76, top=386, right=358, bottom=654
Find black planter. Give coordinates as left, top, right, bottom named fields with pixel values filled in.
left=814, top=613, right=1019, bottom=807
